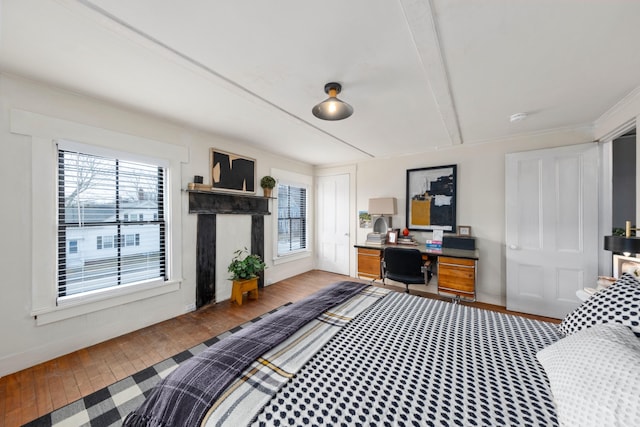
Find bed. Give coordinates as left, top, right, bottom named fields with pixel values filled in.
left=124, top=275, right=640, bottom=427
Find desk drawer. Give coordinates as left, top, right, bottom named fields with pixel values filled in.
left=439, top=256, right=475, bottom=267
left=358, top=248, right=382, bottom=257
left=438, top=257, right=476, bottom=295
left=357, top=247, right=382, bottom=279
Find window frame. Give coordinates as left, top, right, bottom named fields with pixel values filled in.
left=57, top=147, right=167, bottom=300
left=271, top=168, right=312, bottom=264
left=277, top=183, right=308, bottom=256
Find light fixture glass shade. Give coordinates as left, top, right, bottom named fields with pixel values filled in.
left=312, top=82, right=353, bottom=121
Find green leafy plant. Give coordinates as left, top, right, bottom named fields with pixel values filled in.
left=612, top=227, right=626, bottom=237
left=260, top=175, right=276, bottom=189
left=228, top=247, right=266, bottom=280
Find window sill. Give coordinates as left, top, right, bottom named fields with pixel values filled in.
left=31, top=279, right=182, bottom=326
left=272, top=251, right=311, bottom=265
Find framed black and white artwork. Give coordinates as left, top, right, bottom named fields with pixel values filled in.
left=210, top=148, right=256, bottom=194
left=406, top=164, right=457, bottom=232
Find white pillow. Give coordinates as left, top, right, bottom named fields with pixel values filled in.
left=537, top=323, right=640, bottom=427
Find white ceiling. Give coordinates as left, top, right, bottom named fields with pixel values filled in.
left=1, top=0, right=639, bottom=166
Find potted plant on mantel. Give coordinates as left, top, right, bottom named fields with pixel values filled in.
left=260, top=175, right=276, bottom=198
left=228, top=247, right=266, bottom=305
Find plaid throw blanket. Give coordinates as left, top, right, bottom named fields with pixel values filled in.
left=203, top=286, right=390, bottom=425
left=123, top=281, right=367, bottom=427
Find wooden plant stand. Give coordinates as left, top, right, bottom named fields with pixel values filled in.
left=231, top=277, right=259, bottom=306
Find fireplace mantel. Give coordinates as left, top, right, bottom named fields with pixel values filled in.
left=187, top=190, right=271, bottom=215
left=187, top=190, right=270, bottom=308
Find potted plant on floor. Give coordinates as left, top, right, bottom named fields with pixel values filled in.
left=228, top=248, right=266, bottom=305
left=260, top=175, right=276, bottom=198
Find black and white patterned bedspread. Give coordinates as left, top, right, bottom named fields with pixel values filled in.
left=252, top=292, right=562, bottom=427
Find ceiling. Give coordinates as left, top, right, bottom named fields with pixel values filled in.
left=1, top=0, right=639, bottom=166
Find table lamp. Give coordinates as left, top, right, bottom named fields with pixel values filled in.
left=604, top=220, right=640, bottom=256
left=366, top=198, right=397, bottom=244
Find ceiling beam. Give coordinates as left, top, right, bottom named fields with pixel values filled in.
left=399, top=0, right=462, bottom=146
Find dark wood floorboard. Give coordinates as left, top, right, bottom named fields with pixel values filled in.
left=0, top=270, right=559, bottom=426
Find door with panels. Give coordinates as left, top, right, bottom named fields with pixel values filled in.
left=505, top=143, right=598, bottom=319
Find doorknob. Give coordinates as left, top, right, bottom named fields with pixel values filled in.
left=509, top=245, right=519, bottom=250
left=344, top=233, right=349, bottom=236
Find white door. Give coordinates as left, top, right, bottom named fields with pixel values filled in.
left=316, top=174, right=350, bottom=275
left=506, top=143, right=599, bottom=319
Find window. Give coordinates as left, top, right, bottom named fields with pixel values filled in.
left=58, top=149, right=166, bottom=299
left=16, top=110, right=185, bottom=325
left=102, top=235, right=114, bottom=249
left=277, top=183, right=307, bottom=256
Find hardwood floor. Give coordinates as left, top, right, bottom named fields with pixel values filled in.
left=0, top=270, right=559, bottom=426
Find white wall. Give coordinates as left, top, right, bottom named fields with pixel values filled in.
left=351, top=129, right=594, bottom=305
left=0, top=73, right=313, bottom=376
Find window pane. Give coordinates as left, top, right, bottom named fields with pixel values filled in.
left=277, top=183, right=307, bottom=256
left=103, top=235, right=114, bottom=249
left=58, top=150, right=166, bottom=298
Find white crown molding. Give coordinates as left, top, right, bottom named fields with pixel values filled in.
left=594, top=86, right=640, bottom=141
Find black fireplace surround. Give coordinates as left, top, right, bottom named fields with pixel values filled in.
left=188, top=191, right=270, bottom=308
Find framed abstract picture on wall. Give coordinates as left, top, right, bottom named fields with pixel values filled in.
left=210, top=148, right=256, bottom=194
left=406, top=164, right=457, bottom=232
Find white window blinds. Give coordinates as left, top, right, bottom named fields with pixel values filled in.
left=57, top=148, right=166, bottom=300
left=277, top=183, right=307, bottom=256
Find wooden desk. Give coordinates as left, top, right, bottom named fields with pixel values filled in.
left=354, top=243, right=479, bottom=301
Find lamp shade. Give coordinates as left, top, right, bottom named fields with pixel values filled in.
left=368, top=197, right=397, bottom=215
left=312, top=82, right=353, bottom=121
left=604, top=235, right=640, bottom=254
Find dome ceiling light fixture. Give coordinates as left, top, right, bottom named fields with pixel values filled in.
left=312, top=82, right=354, bottom=121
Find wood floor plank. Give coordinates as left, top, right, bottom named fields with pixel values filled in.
left=2, top=270, right=559, bottom=426
left=0, top=375, right=6, bottom=423
left=33, top=367, right=55, bottom=419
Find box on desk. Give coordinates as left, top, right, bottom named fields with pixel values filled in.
left=442, top=236, right=476, bottom=250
